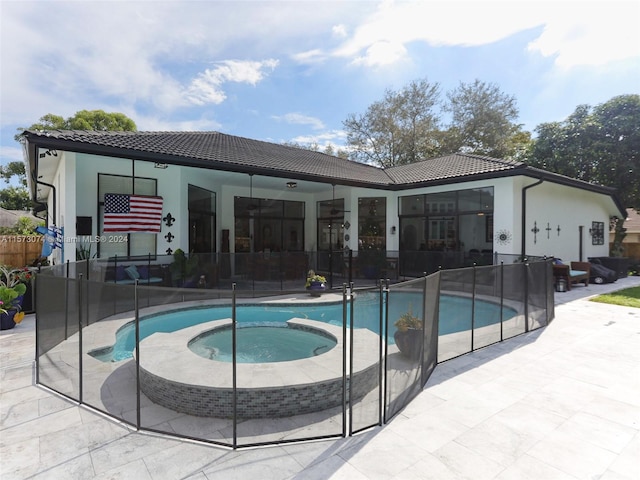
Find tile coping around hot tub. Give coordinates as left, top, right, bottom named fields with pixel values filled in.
left=136, top=318, right=382, bottom=418
left=136, top=318, right=380, bottom=389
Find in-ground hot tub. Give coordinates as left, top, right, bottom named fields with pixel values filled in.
left=137, top=318, right=380, bottom=419
left=188, top=323, right=338, bottom=363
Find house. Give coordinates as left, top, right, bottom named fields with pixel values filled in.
left=610, top=208, right=640, bottom=260
left=20, top=130, right=625, bottom=278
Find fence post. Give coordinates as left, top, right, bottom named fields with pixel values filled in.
left=471, top=264, right=476, bottom=352
left=379, top=280, right=386, bottom=426
left=232, top=283, right=238, bottom=449
left=78, top=273, right=84, bottom=404
left=524, top=259, right=530, bottom=333
left=135, top=279, right=141, bottom=430
left=344, top=283, right=350, bottom=436
left=500, top=262, right=504, bottom=342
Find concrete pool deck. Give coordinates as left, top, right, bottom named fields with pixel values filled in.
left=1, top=276, right=639, bottom=479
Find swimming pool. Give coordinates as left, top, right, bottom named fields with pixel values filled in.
left=89, top=292, right=516, bottom=362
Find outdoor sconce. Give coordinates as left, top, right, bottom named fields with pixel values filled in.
left=391, top=226, right=397, bottom=234
left=286, top=182, right=297, bottom=189
left=154, top=163, right=168, bottom=169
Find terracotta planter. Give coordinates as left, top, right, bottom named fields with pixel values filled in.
left=393, top=328, right=423, bottom=360
left=1, top=310, right=17, bottom=330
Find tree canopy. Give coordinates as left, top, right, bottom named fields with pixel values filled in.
left=526, top=94, right=640, bottom=254
left=342, top=78, right=528, bottom=167
left=4, top=110, right=137, bottom=210
left=15, top=109, right=137, bottom=142
left=527, top=94, right=640, bottom=211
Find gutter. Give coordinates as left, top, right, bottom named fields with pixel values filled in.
left=521, top=177, right=544, bottom=257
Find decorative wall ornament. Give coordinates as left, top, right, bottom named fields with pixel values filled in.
left=343, top=221, right=351, bottom=230
left=495, top=229, right=512, bottom=245
left=557, top=225, right=561, bottom=236
left=546, top=222, right=552, bottom=239
left=590, top=221, right=605, bottom=245
left=531, top=221, right=540, bottom=244
left=164, top=232, right=174, bottom=243
left=166, top=248, right=173, bottom=255
left=163, top=213, right=175, bottom=227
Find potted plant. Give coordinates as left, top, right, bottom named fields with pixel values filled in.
left=305, top=269, right=326, bottom=296
left=169, top=249, right=199, bottom=287
left=0, top=265, right=32, bottom=316
left=0, top=283, right=26, bottom=330
left=393, top=306, right=423, bottom=360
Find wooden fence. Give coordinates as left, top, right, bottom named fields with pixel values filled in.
left=0, top=236, right=43, bottom=267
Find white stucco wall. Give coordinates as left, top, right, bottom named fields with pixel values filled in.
left=43, top=150, right=620, bottom=267
left=521, top=180, right=615, bottom=261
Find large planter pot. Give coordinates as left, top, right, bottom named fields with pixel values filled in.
left=1, top=310, right=17, bottom=330
left=307, top=281, right=326, bottom=297
left=393, top=328, right=423, bottom=360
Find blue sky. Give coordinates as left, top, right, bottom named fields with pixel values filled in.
left=1, top=0, right=639, bottom=176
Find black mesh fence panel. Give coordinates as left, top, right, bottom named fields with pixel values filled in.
left=500, top=263, right=527, bottom=340
left=235, top=286, right=346, bottom=446
left=385, top=277, right=425, bottom=420
left=349, top=285, right=383, bottom=434
left=134, top=284, right=235, bottom=446
left=36, top=275, right=80, bottom=400
left=80, top=280, right=137, bottom=425
left=438, top=268, right=474, bottom=361
left=472, top=265, right=503, bottom=350
left=527, top=261, right=550, bottom=330
left=33, top=256, right=553, bottom=448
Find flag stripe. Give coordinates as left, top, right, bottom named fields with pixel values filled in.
left=104, top=193, right=164, bottom=233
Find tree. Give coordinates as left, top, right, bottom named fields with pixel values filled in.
left=443, top=79, right=523, bottom=158
left=0, top=186, right=31, bottom=210
left=343, top=78, right=441, bottom=167
left=527, top=94, right=640, bottom=254
left=15, top=109, right=137, bottom=142
left=9, top=110, right=137, bottom=212
left=0, top=161, right=27, bottom=187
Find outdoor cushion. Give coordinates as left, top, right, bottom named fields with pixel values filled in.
left=569, top=269, right=588, bottom=277
left=115, top=265, right=127, bottom=281
left=125, top=265, right=140, bottom=280
left=137, top=265, right=149, bottom=279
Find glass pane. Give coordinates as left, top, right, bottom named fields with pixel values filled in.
left=283, top=200, right=304, bottom=218
left=259, top=199, right=283, bottom=216
left=256, top=220, right=282, bottom=252
left=426, top=192, right=456, bottom=214
left=234, top=218, right=251, bottom=252
left=283, top=219, right=303, bottom=251
left=318, top=199, right=343, bottom=217
left=399, top=195, right=424, bottom=215
left=189, top=184, right=216, bottom=212
left=129, top=233, right=155, bottom=257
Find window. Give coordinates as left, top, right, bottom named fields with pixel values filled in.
left=188, top=185, right=216, bottom=254
left=234, top=196, right=304, bottom=252
left=591, top=221, right=605, bottom=245
left=98, top=174, right=157, bottom=258
left=358, top=197, right=386, bottom=250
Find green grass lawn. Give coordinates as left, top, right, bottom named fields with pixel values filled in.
left=591, top=286, right=640, bottom=308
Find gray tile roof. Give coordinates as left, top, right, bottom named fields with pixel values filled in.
left=385, top=153, right=524, bottom=185
left=23, top=130, right=393, bottom=186
left=24, top=130, right=524, bottom=188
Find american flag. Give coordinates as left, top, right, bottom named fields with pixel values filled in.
left=104, top=194, right=163, bottom=233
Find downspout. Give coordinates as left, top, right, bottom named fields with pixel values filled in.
left=521, top=178, right=544, bottom=258
left=33, top=151, right=57, bottom=227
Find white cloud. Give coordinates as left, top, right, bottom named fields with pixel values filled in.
left=332, top=0, right=639, bottom=70
left=351, top=41, right=408, bottom=68
left=332, top=24, right=348, bottom=39
left=185, top=59, right=279, bottom=106
left=291, top=49, right=326, bottom=65
left=291, top=129, right=347, bottom=146
left=526, top=3, right=640, bottom=68
left=273, top=113, right=325, bottom=130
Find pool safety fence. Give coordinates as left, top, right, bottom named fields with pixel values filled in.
left=34, top=257, right=554, bottom=449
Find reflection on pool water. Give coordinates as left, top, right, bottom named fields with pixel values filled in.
left=188, top=324, right=337, bottom=363
left=89, top=292, right=517, bottom=362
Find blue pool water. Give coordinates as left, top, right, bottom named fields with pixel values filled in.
left=90, top=292, right=516, bottom=362
left=188, top=324, right=337, bottom=363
